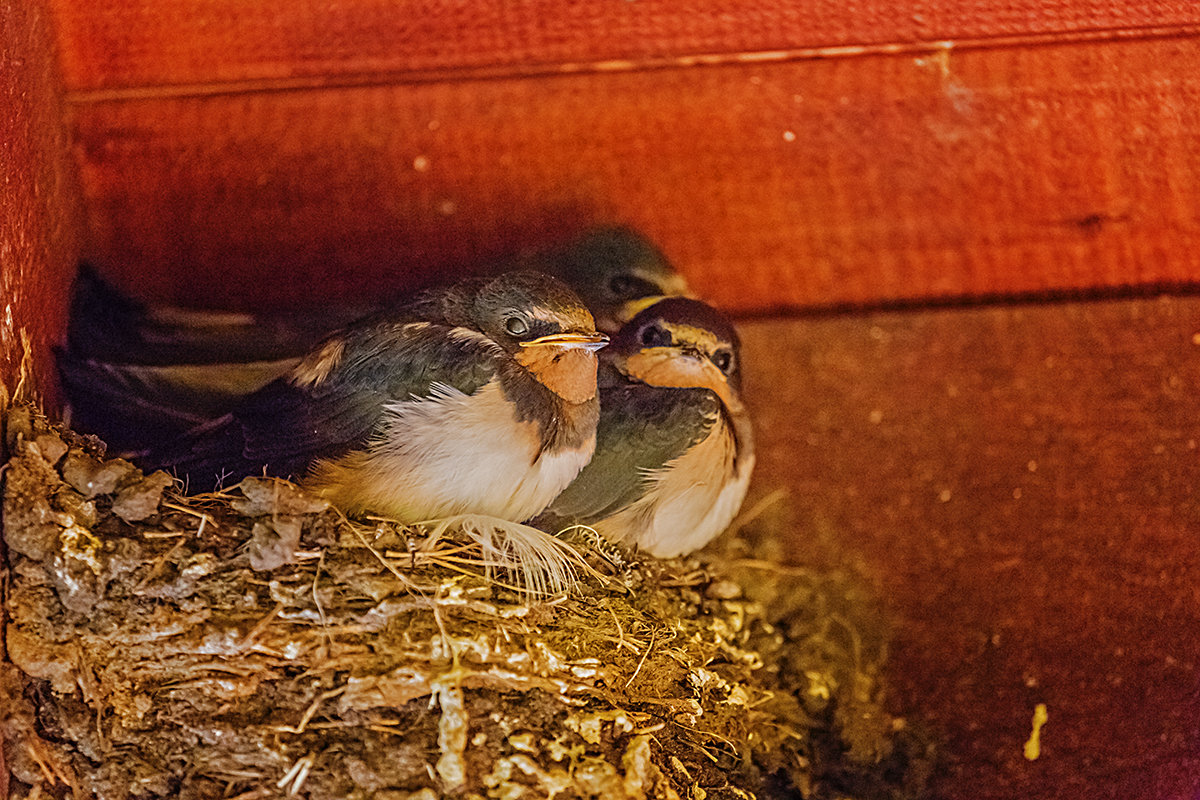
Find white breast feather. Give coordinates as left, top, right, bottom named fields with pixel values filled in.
left=308, top=380, right=595, bottom=522
left=593, top=417, right=755, bottom=558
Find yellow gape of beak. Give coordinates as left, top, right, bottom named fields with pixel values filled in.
left=520, top=332, right=609, bottom=351
left=618, top=295, right=668, bottom=322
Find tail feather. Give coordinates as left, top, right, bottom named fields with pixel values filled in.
left=58, top=353, right=213, bottom=454
left=137, top=413, right=281, bottom=494
left=66, top=264, right=363, bottom=366
left=61, top=264, right=348, bottom=451
left=58, top=352, right=301, bottom=455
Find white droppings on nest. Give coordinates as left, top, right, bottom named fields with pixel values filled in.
left=621, top=734, right=656, bottom=800
left=434, top=675, right=469, bottom=792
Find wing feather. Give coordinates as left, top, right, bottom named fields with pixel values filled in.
left=545, top=383, right=719, bottom=523
left=142, top=321, right=503, bottom=490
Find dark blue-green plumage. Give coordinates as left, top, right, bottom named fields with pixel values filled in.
left=540, top=297, right=753, bottom=557
left=135, top=272, right=606, bottom=520
left=59, top=226, right=686, bottom=449
left=145, top=319, right=502, bottom=489
left=545, top=380, right=721, bottom=522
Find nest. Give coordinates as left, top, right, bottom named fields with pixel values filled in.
left=1, top=406, right=933, bottom=799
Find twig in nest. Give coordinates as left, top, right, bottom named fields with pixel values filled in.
left=625, top=628, right=657, bottom=689
left=669, top=721, right=741, bottom=764
left=25, top=743, right=62, bottom=788
left=343, top=515, right=426, bottom=593
left=236, top=601, right=285, bottom=652
left=604, top=601, right=634, bottom=654
left=160, top=501, right=214, bottom=522
left=133, top=537, right=188, bottom=593
left=24, top=737, right=74, bottom=790
left=659, top=569, right=707, bottom=588
left=226, top=789, right=274, bottom=800
left=275, top=753, right=315, bottom=795
left=414, top=556, right=535, bottom=595
left=312, top=550, right=332, bottom=657
left=275, top=685, right=347, bottom=735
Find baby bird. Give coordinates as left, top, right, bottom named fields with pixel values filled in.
left=541, top=297, right=754, bottom=558
left=520, top=224, right=690, bottom=334
left=60, top=226, right=687, bottom=451
left=142, top=272, right=607, bottom=524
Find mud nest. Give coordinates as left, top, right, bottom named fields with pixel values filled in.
left=1, top=406, right=932, bottom=799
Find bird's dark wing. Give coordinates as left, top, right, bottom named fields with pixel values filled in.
left=141, top=321, right=503, bottom=491
left=58, top=352, right=299, bottom=453
left=66, top=264, right=369, bottom=366
left=545, top=383, right=720, bottom=523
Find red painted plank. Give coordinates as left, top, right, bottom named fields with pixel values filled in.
left=48, top=0, right=1200, bottom=93
left=742, top=296, right=1200, bottom=799
left=0, top=1, right=82, bottom=410
left=71, top=35, right=1200, bottom=315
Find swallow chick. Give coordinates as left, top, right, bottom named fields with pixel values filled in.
left=141, top=271, right=608, bottom=528
left=519, top=224, right=691, bottom=333
left=540, top=297, right=754, bottom=558
left=59, top=226, right=688, bottom=450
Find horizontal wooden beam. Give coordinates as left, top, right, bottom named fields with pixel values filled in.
left=71, top=35, right=1200, bottom=315
left=49, top=0, right=1200, bottom=93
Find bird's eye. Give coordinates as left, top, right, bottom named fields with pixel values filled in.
left=609, top=274, right=658, bottom=300
left=640, top=324, right=672, bottom=348
left=609, top=274, right=638, bottom=299
left=505, top=316, right=529, bottom=337
left=712, top=349, right=733, bottom=373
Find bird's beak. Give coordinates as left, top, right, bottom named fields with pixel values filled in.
left=613, top=276, right=695, bottom=323
left=659, top=273, right=693, bottom=297
left=520, top=331, right=609, bottom=351
left=618, top=295, right=668, bottom=322
left=625, top=346, right=742, bottom=412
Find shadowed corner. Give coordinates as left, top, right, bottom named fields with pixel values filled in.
left=1, top=329, right=39, bottom=463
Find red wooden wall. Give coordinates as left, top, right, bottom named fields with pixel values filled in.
left=0, top=1, right=80, bottom=412
left=3, top=2, right=1200, bottom=799
left=45, top=1, right=1200, bottom=313
left=745, top=298, right=1200, bottom=798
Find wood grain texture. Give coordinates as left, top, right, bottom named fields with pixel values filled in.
left=0, top=0, right=82, bottom=413
left=70, top=35, right=1200, bottom=315
left=12, top=2, right=1200, bottom=796
left=47, top=0, right=1200, bottom=93
left=741, top=296, right=1200, bottom=799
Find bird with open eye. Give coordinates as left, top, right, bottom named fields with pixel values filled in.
left=538, top=297, right=754, bottom=558
left=139, top=271, right=608, bottom=524
left=59, top=225, right=688, bottom=453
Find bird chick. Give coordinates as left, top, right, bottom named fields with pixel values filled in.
left=519, top=224, right=690, bottom=333
left=541, top=297, right=754, bottom=557
left=60, top=226, right=687, bottom=451
left=142, top=272, right=608, bottom=524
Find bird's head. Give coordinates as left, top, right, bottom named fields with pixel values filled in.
left=474, top=271, right=608, bottom=404
left=608, top=297, right=743, bottom=412
left=536, top=226, right=691, bottom=333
